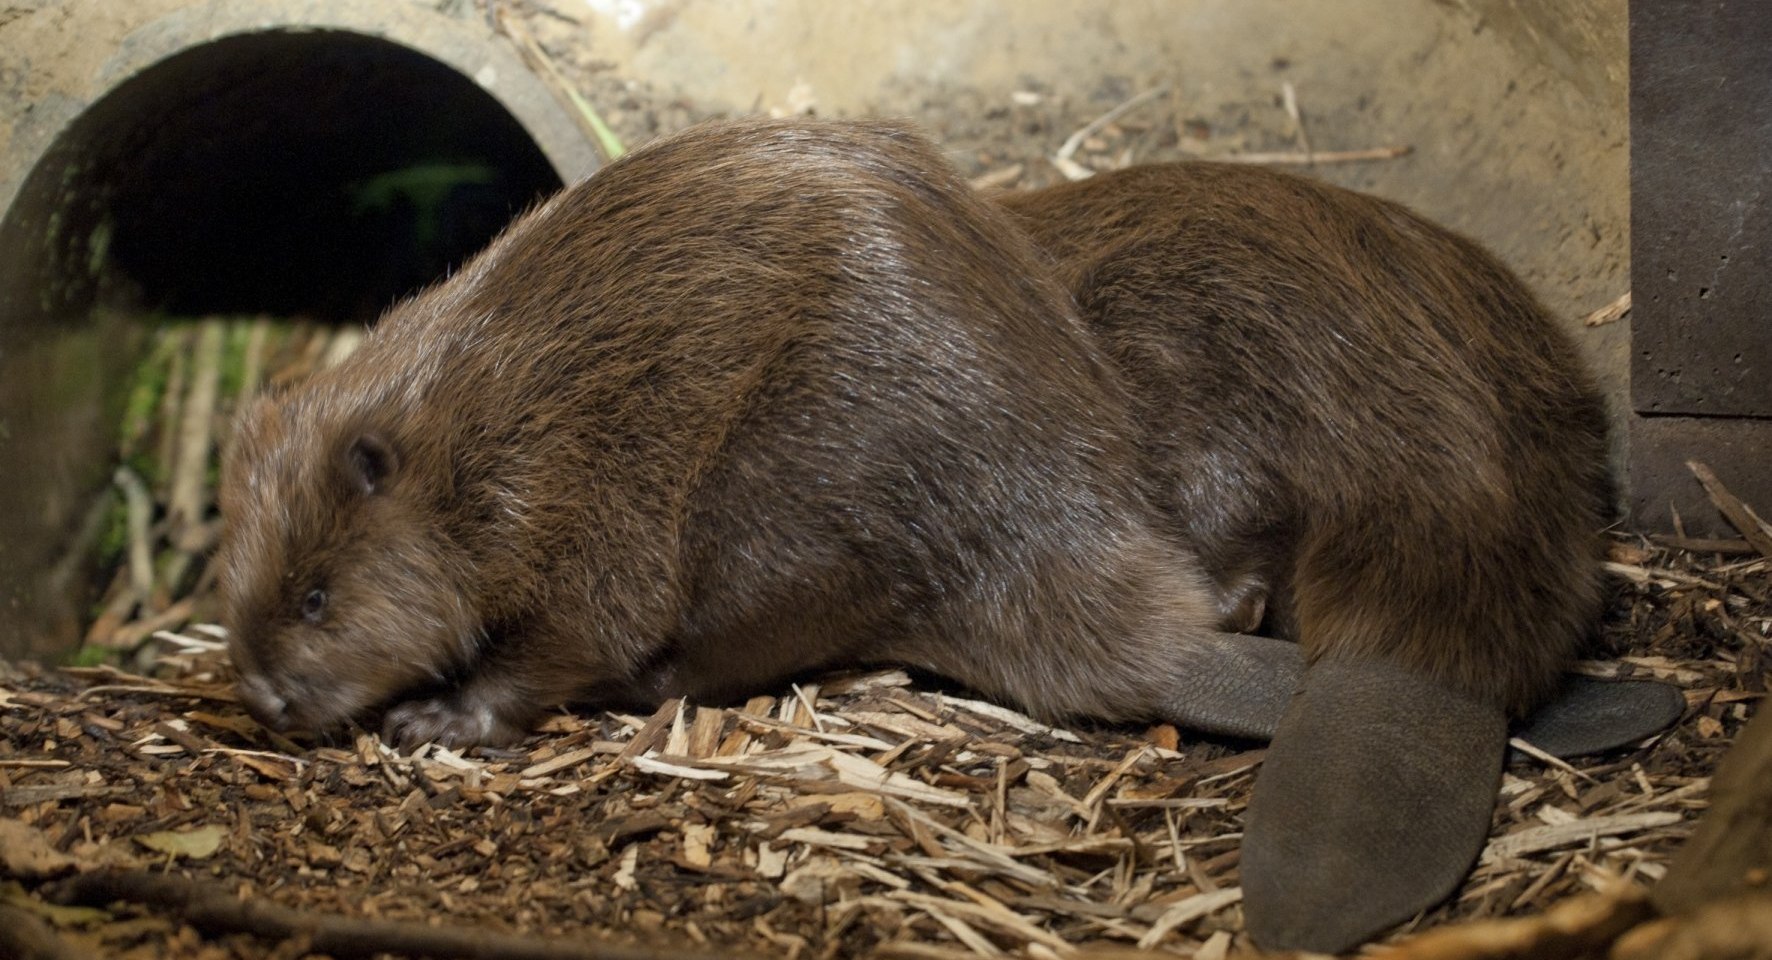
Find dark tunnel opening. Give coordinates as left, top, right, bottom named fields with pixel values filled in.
left=3, top=29, right=565, bottom=327
left=0, top=28, right=571, bottom=658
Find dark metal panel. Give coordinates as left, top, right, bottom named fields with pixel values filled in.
left=1630, top=0, right=1772, bottom=417
left=1629, top=415, right=1772, bottom=536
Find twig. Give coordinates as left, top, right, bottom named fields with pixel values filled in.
left=1687, top=460, right=1772, bottom=560
left=1603, top=560, right=1723, bottom=591
left=1480, top=811, right=1683, bottom=863
left=1650, top=534, right=1757, bottom=556
left=113, top=465, right=155, bottom=605
left=82, top=568, right=135, bottom=649
left=74, top=676, right=236, bottom=703
left=1135, top=888, right=1243, bottom=949
left=1583, top=291, right=1632, bottom=327
left=1053, top=87, right=1168, bottom=180
left=169, top=320, right=224, bottom=547
left=49, top=869, right=757, bottom=960
left=1281, top=81, right=1312, bottom=162
left=108, top=598, right=198, bottom=652
left=496, top=10, right=627, bottom=161
left=0, top=902, right=89, bottom=960
left=1507, top=737, right=1598, bottom=783
left=1216, top=145, right=1412, bottom=165
left=968, top=164, right=1024, bottom=191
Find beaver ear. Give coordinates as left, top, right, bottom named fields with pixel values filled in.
left=346, top=433, right=399, bottom=495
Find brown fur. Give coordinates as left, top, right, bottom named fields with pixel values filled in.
left=217, top=118, right=1246, bottom=747
left=996, top=163, right=1614, bottom=714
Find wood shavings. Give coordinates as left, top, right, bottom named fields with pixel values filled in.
left=936, top=694, right=1085, bottom=743
left=1582, top=291, right=1632, bottom=327
left=1135, top=887, right=1243, bottom=948
left=1482, top=813, right=1686, bottom=864
left=1, top=530, right=1762, bottom=957
left=629, top=754, right=730, bottom=781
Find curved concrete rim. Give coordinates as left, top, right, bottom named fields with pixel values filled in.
left=0, top=0, right=600, bottom=219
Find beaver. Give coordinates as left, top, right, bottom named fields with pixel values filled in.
left=217, top=118, right=1674, bottom=953
left=996, top=162, right=1639, bottom=950
left=218, top=117, right=1313, bottom=749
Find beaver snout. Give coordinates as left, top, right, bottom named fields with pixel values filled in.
left=236, top=673, right=294, bottom=732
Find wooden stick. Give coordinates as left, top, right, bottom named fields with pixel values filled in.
left=495, top=9, right=628, bottom=161
left=107, top=597, right=197, bottom=651
left=1650, top=534, right=1757, bottom=556
left=1052, top=87, right=1168, bottom=180
left=50, top=869, right=759, bottom=960
left=967, top=164, right=1024, bottom=192
left=170, top=319, right=225, bottom=549
left=1281, top=81, right=1312, bottom=162
left=1215, top=145, right=1412, bottom=165
left=82, top=567, right=135, bottom=648
left=113, top=465, right=155, bottom=605
left=1686, top=460, right=1772, bottom=559
left=1583, top=291, right=1631, bottom=327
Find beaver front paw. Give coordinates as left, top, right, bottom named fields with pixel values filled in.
left=382, top=694, right=529, bottom=751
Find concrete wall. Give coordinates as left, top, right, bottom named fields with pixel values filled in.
left=554, top=0, right=1632, bottom=439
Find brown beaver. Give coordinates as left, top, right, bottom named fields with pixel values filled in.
left=997, top=163, right=1630, bottom=951
left=217, top=118, right=1674, bottom=954
left=218, top=117, right=1307, bottom=749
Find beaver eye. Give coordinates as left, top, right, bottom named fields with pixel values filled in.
left=300, top=589, right=328, bottom=624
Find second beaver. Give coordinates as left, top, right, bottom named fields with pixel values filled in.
left=998, top=163, right=1616, bottom=951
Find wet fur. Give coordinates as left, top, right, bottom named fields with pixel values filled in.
left=997, top=165, right=1614, bottom=714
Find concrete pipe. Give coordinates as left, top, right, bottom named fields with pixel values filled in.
left=0, top=0, right=599, bottom=658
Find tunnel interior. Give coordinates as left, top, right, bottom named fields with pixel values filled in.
left=5, top=29, right=565, bottom=325
left=0, top=29, right=567, bottom=658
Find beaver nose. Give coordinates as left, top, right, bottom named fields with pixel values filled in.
left=236, top=674, right=292, bottom=732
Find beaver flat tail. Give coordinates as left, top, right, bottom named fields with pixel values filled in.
left=1242, top=658, right=1506, bottom=950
